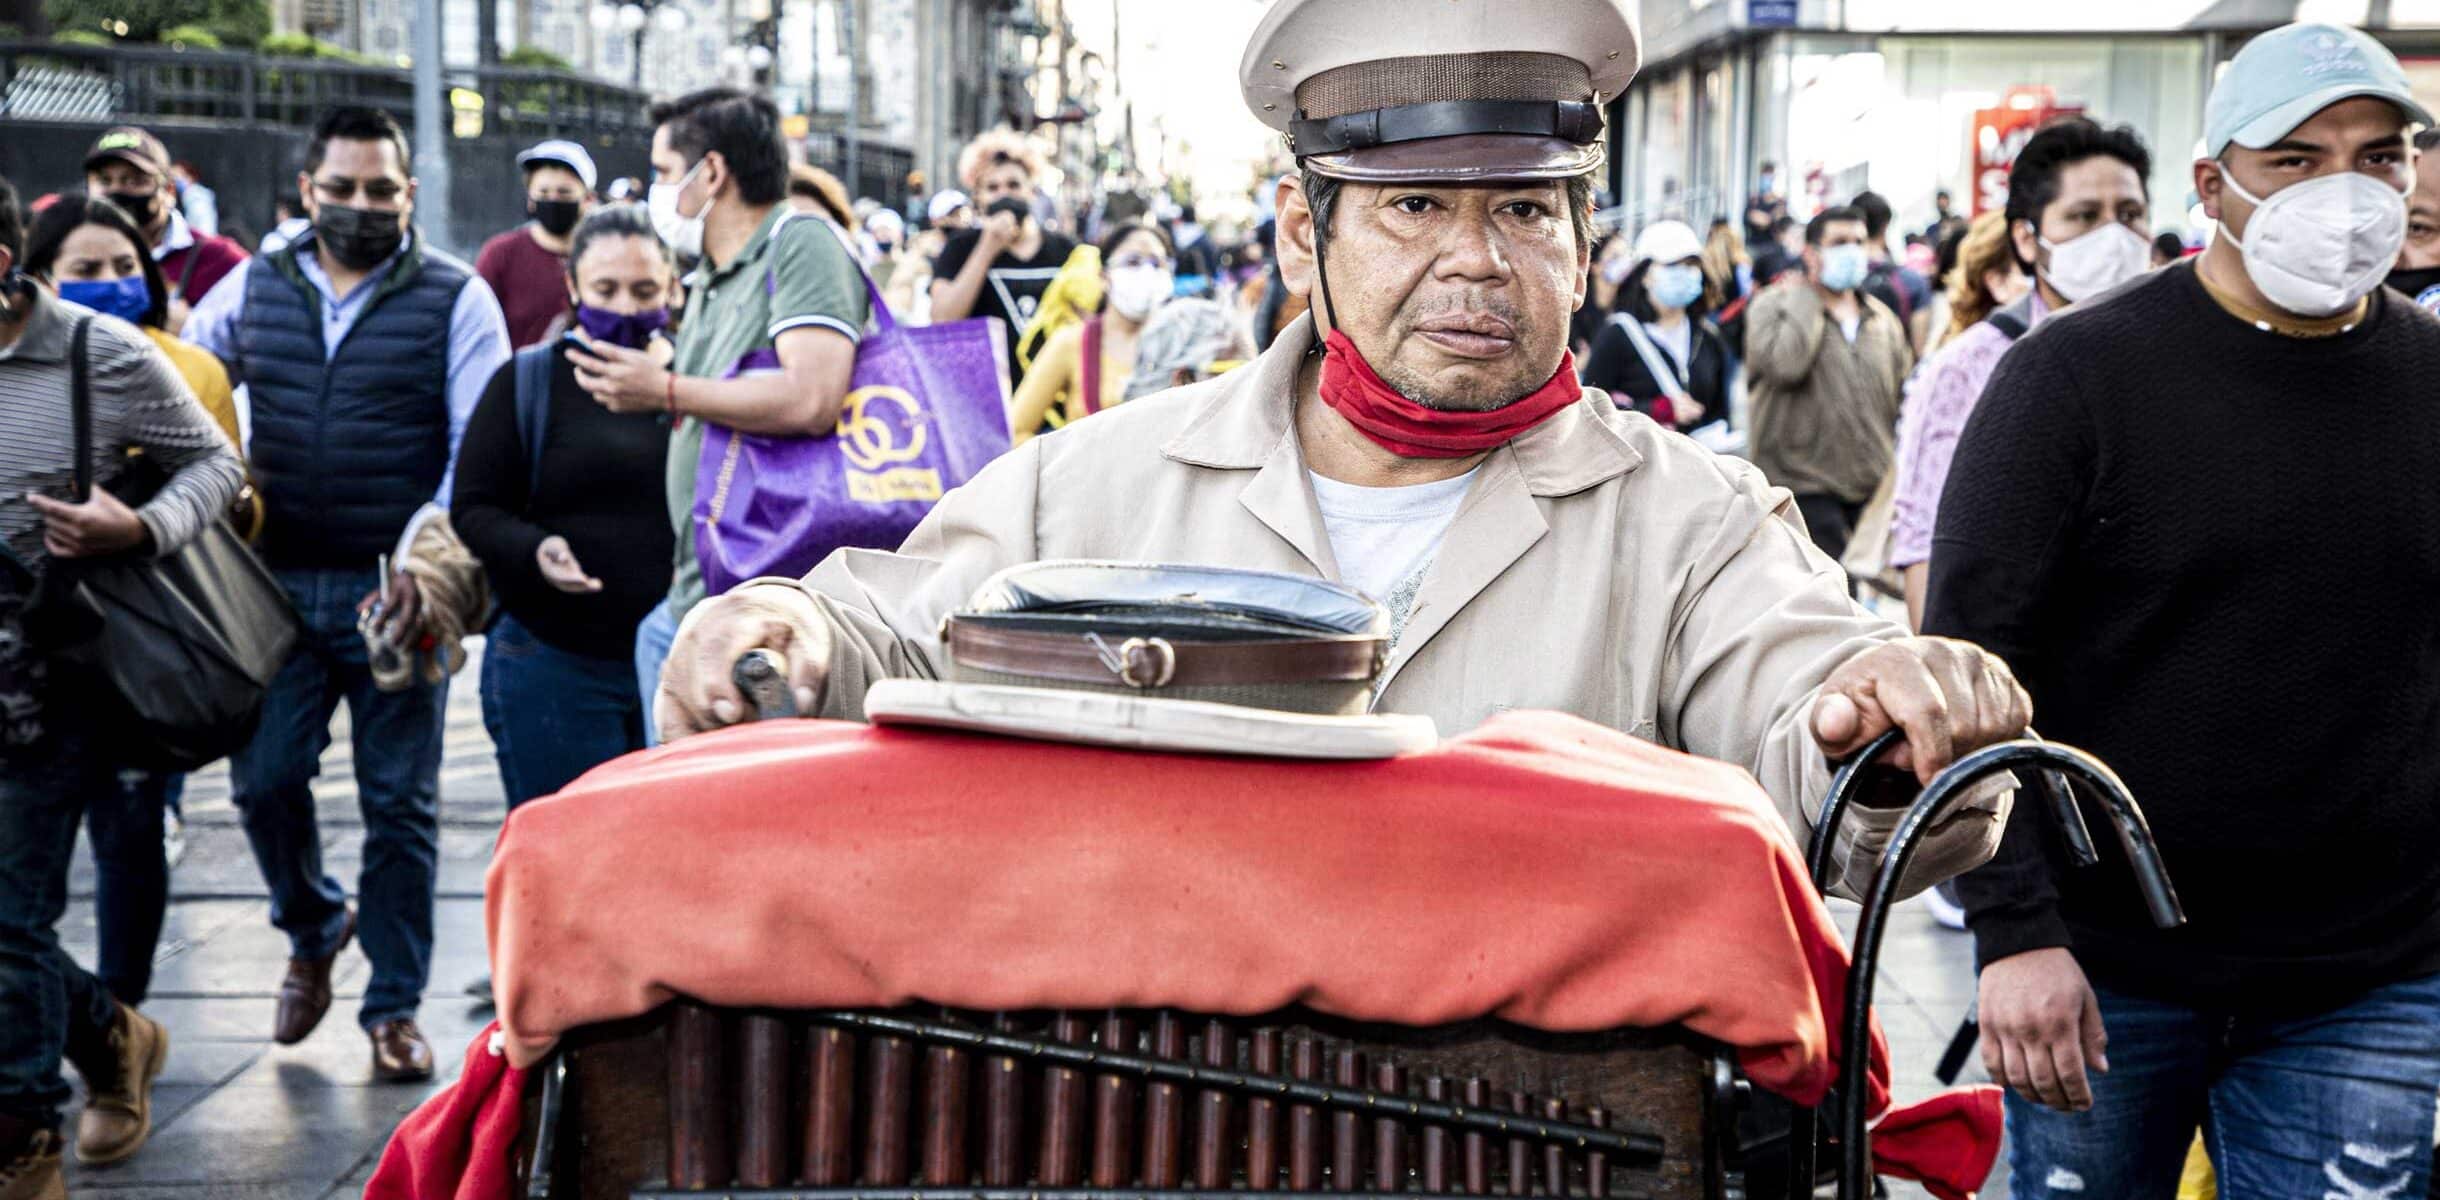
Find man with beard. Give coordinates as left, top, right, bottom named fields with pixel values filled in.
left=81, top=126, right=249, bottom=331
left=182, top=106, right=510, bottom=1082
left=653, top=0, right=2033, bottom=902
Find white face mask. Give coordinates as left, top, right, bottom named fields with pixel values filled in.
left=2218, top=166, right=2407, bottom=317
left=1104, top=264, right=1174, bottom=321
left=2037, top=222, right=2151, bottom=304
left=648, top=160, right=708, bottom=261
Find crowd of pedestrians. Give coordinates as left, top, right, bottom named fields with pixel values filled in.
left=3, top=13, right=2440, bottom=1200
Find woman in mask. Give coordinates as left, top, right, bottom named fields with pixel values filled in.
left=1580, top=220, right=1731, bottom=437
left=1006, top=222, right=1177, bottom=443
left=451, top=206, right=676, bottom=810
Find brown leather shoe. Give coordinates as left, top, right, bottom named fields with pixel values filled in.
left=71, top=1004, right=168, bottom=1166
left=0, top=1128, right=64, bottom=1200
left=369, top=1019, right=434, bottom=1083
left=273, top=910, right=353, bottom=1046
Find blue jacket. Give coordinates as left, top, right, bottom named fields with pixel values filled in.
left=234, top=231, right=471, bottom=568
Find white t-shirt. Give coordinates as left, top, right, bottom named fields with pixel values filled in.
left=1308, top=468, right=1478, bottom=648
left=1643, top=318, right=1693, bottom=380
left=1836, top=312, right=1862, bottom=344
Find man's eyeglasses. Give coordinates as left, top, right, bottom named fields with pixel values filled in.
left=313, top=178, right=405, bottom=204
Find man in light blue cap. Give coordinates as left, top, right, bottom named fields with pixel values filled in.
left=1928, top=21, right=2440, bottom=1199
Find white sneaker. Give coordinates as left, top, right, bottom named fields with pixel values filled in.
left=1922, top=882, right=1968, bottom=931
left=161, top=811, right=187, bottom=871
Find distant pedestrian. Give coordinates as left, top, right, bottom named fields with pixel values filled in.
left=475, top=140, right=598, bottom=348
left=1007, top=221, right=1174, bottom=440
left=0, top=170, right=240, bottom=1191
left=786, top=163, right=855, bottom=229
left=260, top=193, right=308, bottom=256
left=930, top=131, right=1075, bottom=385
left=1851, top=189, right=1932, bottom=352
left=182, top=106, right=511, bottom=1083
left=455, top=206, right=675, bottom=807
left=927, top=188, right=973, bottom=235
left=1742, top=205, right=1912, bottom=561
left=1702, top=217, right=1751, bottom=304
left=1930, top=27, right=2440, bottom=1195
left=81, top=126, right=249, bottom=331
left=1582, top=220, right=1730, bottom=436
left=588, top=87, right=868, bottom=733
left=2388, top=127, right=2440, bottom=311
left=169, top=160, right=218, bottom=238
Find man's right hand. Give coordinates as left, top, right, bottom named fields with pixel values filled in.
left=1978, top=947, right=2108, bottom=1112
left=655, top=583, right=833, bottom=742
left=977, top=210, right=1020, bottom=255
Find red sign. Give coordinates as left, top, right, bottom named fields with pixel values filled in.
left=1971, top=87, right=2085, bottom=217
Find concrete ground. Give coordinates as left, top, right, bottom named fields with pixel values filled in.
left=53, top=639, right=2008, bottom=1199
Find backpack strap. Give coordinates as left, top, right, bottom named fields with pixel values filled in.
left=1078, top=314, right=1104, bottom=418
left=1984, top=293, right=2037, bottom=342
left=512, top=343, right=556, bottom=499
left=69, top=315, right=94, bottom=501
left=1609, top=312, right=1693, bottom=405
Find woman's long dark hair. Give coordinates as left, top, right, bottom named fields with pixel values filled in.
left=1094, top=220, right=1175, bottom=314
left=23, top=192, right=172, bottom=330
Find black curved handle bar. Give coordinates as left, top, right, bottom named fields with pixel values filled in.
left=1823, top=738, right=2186, bottom=1198
left=1808, top=730, right=2103, bottom=889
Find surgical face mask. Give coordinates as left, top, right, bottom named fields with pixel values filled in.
left=104, top=189, right=160, bottom=229
left=2038, top=222, right=2151, bottom=303
left=648, top=160, right=708, bottom=261
left=531, top=197, right=583, bottom=237
left=2218, top=166, right=2407, bottom=317
left=57, top=275, right=152, bottom=325
left=1104, top=263, right=1173, bottom=321
left=1648, top=263, right=1705, bottom=310
left=573, top=302, right=670, bottom=350
left=1598, top=256, right=1634, bottom=285
left=314, top=203, right=405, bottom=271
left=1817, top=244, right=1870, bottom=292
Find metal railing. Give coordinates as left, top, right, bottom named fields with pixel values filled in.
left=0, top=41, right=650, bottom=138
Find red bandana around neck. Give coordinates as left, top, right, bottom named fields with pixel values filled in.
left=1315, top=329, right=1582, bottom=459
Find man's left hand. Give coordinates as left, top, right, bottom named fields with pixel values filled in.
left=568, top=332, right=671, bottom=415
left=356, top=569, right=424, bottom=645
left=1809, top=636, right=2031, bottom=784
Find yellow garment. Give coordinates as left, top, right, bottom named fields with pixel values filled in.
left=1006, top=322, right=1131, bottom=443
left=1013, top=244, right=1104, bottom=376
left=2176, top=1135, right=2216, bottom=1199
left=143, top=326, right=238, bottom=446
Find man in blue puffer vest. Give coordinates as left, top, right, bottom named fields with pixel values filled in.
left=184, top=106, right=510, bottom=1082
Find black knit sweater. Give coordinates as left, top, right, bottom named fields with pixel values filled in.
left=1926, top=260, right=2440, bottom=1014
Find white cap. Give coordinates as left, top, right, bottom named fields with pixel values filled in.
left=1632, top=220, right=1703, bottom=266
left=517, top=139, right=598, bottom=191
left=927, top=189, right=972, bottom=222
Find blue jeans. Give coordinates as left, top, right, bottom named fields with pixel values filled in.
left=228, top=567, right=446, bottom=1032
left=86, top=768, right=171, bottom=1004
left=479, top=612, right=645, bottom=808
left=2007, top=972, right=2440, bottom=1198
left=0, top=727, right=125, bottom=1128
left=633, top=597, right=679, bottom=749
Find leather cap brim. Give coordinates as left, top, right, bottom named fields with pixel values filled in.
left=1302, top=134, right=1602, bottom=183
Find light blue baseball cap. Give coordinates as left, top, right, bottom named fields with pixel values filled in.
left=2203, top=23, right=2431, bottom=158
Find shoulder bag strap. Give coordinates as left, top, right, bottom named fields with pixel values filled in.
left=69, top=315, right=94, bottom=502
left=174, top=245, right=202, bottom=300
left=779, top=211, right=897, bottom=336
left=513, top=344, right=555, bottom=498
left=1610, top=313, right=1692, bottom=404
left=1078, top=314, right=1103, bottom=417
left=1984, top=292, right=2036, bottom=342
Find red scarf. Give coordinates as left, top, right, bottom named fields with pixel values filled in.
left=1316, top=329, right=1582, bottom=458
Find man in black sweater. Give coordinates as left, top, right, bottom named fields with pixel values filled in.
left=1926, top=23, right=2440, bottom=1198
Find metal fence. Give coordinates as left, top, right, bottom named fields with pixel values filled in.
left=0, top=41, right=651, bottom=140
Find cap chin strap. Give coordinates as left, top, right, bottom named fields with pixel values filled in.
left=1308, top=202, right=1342, bottom=340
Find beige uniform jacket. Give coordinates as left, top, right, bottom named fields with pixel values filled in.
left=756, top=316, right=2005, bottom=900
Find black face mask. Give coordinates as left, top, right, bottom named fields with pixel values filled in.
left=314, top=203, right=406, bottom=270
left=2388, top=265, right=2440, bottom=308
left=531, top=198, right=582, bottom=237
left=105, top=190, right=160, bottom=228
left=985, top=195, right=1031, bottom=224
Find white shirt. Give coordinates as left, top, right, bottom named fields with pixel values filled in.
left=1643, top=318, right=1693, bottom=380
left=1308, top=467, right=1478, bottom=649
left=1836, top=312, right=1862, bottom=344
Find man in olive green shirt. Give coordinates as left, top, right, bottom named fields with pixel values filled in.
left=563, top=87, right=868, bottom=737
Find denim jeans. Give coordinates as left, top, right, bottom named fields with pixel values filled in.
left=228, top=567, right=446, bottom=1032
left=86, top=768, right=171, bottom=1004
left=479, top=612, right=645, bottom=809
left=633, top=597, right=679, bottom=749
left=2006, top=971, right=2440, bottom=1198
left=0, top=727, right=125, bottom=1129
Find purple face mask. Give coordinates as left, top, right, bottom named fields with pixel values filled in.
left=573, top=303, right=670, bottom=350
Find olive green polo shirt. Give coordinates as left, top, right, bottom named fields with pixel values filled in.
left=664, top=207, right=870, bottom=617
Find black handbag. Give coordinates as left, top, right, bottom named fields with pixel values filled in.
left=27, top=315, right=301, bottom=771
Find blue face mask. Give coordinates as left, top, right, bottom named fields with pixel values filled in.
left=57, top=275, right=151, bottom=325
left=1817, top=244, right=1870, bottom=293
left=1649, top=263, right=1706, bottom=310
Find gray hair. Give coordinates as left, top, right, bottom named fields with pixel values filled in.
left=1125, top=299, right=1253, bottom=400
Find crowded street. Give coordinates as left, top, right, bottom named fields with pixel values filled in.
left=6, top=1, right=2440, bottom=1198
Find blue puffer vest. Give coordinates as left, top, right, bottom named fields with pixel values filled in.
left=234, top=230, right=470, bottom=568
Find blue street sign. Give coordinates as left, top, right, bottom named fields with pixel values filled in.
left=1749, top=0, right=1799, bottom=27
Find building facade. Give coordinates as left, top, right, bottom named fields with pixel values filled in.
left=1617, top=0, right=2440, bottom=242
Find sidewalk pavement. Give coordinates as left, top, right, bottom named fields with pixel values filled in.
left=54, top=639, right=2010, bottom=1199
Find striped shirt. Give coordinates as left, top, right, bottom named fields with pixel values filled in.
left=0, top=287, right=245, bottom=574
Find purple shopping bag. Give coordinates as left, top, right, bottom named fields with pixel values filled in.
left=695, top=218, right=1012, bottom=597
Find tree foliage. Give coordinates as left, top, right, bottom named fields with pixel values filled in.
left=42, top=0, right=266, bottom=46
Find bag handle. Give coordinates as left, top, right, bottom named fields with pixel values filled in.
left=512, top=343, right=555, bottom=499
left=1078, top=313, right=1103, bottom=418
left=69, top=314, right=94, bottom=502
left=1610, top=312, right=1693, bottom=405
left=768, top=210, right=899, bottom=336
